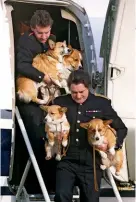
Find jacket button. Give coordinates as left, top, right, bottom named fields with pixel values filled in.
left=93, top=116, right=95, bottom=118
left=77, top=120, right=80, bottom=123
left=78, top=111, right=81, bottom=114
left=76, top=129, right=79, bottom=132
left=75, top=138, right=79, bottom=146
left=39, top=76, right=41, bottom=79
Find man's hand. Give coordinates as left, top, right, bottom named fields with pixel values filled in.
left=43, top=74, right=52, bottom=84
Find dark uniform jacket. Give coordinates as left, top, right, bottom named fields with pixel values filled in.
left=54, top=93, right=128, bottom=167
left=16, top=32, right=49, bottom=82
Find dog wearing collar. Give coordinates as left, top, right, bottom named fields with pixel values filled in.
left=41, top=105, right=70, bottom=161
left=80, top=119, right=123, bottom=175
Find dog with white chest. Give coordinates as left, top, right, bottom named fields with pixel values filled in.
left=16, top=41, right=71, bottom=105
left=80, top=118, right=123, bottom=175
left=41, top=105, right=70, bottom=161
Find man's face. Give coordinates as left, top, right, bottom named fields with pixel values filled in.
left=31, top=25, right=51, bottom=44
left=70, top=83, right=89, bottom=104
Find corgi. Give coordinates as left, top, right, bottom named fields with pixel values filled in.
left=16, top=41, right=71, bottom=104
left=42, top=43, right=83, bottom=97
left=45, top=44, right=83, bottom=94
left=80, top=119, right=123, bottom=175
left=63, top=45, right=82, bottom=71
left=48, top=45, right=83, bottom=95
left=41, top=105, right=70, bottom=161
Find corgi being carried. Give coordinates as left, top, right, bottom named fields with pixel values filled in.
left=80, top=118, right=124, bottom=175
left=16, top=41, right=71, bottom=104
left=41, top=105, right=70, bottom=161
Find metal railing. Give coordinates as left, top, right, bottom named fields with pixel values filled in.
left=15, top=106, right=50, bottom=202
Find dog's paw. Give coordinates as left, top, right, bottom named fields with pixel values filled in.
left=55, top=154, right=61, bottom=161
left=99, top=151, right=107, bottom=159
left=100, top=164, right=107, bottom=170
left=49, top=141, right=54, bottom=146
left=53, top=80, right=62, bottom=88
left=62, top=140, right=68, bottom=147
left=115, top=171, right=120, bottom=176
left=109, top=147, right=115, bottom=155
left=39, top=99, right=49, bottom=105
left=45, top=156, right=52, bottom=160
left=45, top=153, right=52, bottom=160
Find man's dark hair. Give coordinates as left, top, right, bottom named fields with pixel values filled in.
left=67, top=70, right=91, bottom=89
left=30, top=10, right=53, bottom=28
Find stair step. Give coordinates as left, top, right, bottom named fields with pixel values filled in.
left=29, top=194, right=79, bottom=201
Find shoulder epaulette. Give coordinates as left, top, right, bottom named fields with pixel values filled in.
left=95, top=93, right=110, bottom=100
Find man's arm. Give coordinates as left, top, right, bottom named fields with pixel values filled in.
left=16, top=35, right=45, bottom=82
left=16, top=36, right=52, bottom=84
left=104, top=100, right=128, bottom=149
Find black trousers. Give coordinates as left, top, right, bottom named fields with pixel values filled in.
left=11, top=101, right=57, bottom=193
left=55, top=160, right=102, bottom=202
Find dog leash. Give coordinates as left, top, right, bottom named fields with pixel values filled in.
left=61, top=136, right=70, bottom=158
left=57, top=137, right=70, bottom=159
left=53, top=122, right=69, bottom=158
left=93, top=145, right=99, bottom=192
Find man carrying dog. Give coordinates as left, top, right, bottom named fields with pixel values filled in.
left=53, top=70, right=128, bottom=202
left=13, top=10, right=56, bottom=193
left=16, top=9, right=53, bottom=83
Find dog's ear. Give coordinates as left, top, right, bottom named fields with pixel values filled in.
left=59, top=107, right=67, bottom=113
left=40, top=105, right=49, bottom=112
left=63, top=40, right=66, bottom=45
left=79, top=52, right=82, bottom=60
left=48, top=39, right=56, bottom=50
left=103, top=119, right=113, bottom=126
left=80, top=122, right=90, bottom=129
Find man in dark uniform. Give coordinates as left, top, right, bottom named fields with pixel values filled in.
left=53, top=70, right=128, bottom=202
left=12, top=10, right=56, bottom=193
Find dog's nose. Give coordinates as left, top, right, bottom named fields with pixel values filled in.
left=79, top=66, right=83, bottom=69
left=44, top=117, right=47, bottom=122
left=95, top=137, right=99, bottom=141
left=68, top=48, right=71, bottom=53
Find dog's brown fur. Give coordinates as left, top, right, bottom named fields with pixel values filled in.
left=63, top=45, right=82, bottom=70
left=80, top=119, right=123, bottom=175
left=41, top=105, right=70, bottom=161
left=16, top=41, right=69, bottom=104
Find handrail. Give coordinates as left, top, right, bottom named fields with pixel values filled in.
left=15, top=106, right=51, bottom=202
